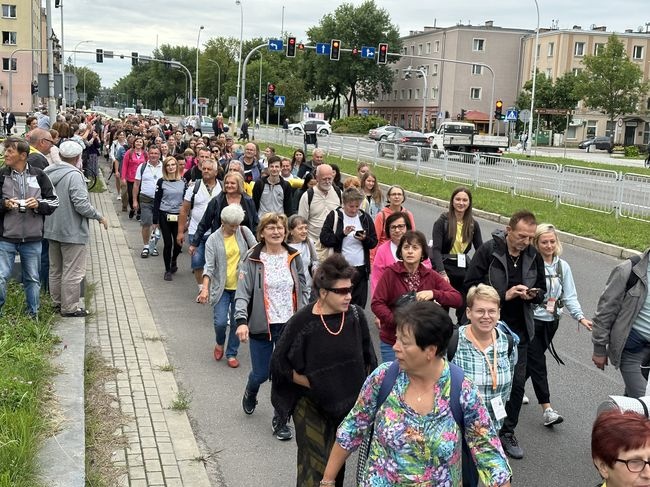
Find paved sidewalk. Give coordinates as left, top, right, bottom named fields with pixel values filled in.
left=86, top=189, right=211, bottom=487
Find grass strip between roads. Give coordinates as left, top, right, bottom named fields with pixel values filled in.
left=505, top=152, right=650, bottom=176
left=271, top=143, right=649, bottom=251
left=0, top=283, right=58, bottom=487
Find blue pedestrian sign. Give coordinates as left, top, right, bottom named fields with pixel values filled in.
left=268, top=39, right=284, bottom=51
left=361, top=46, right=375, bottom=59
left=316, top=43, right=331, bottom=55
left=274, top=95, right=286, bottom=107
left=505, top=109, right=518, bottom=122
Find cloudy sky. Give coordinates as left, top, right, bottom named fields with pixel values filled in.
left=60, top=0, right=645, bottom=88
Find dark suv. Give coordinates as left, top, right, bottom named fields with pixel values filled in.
left=578, top=136, right=613, bottom=153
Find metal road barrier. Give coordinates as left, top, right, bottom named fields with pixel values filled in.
left=262, top=127, right=650, bottom=222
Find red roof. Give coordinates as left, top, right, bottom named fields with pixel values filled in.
left=464, top=110, right=490, bottom=121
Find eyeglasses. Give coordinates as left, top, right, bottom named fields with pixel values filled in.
left=325, top=287, right=353, bottom=295
left=42, top=139, right=55, bottom=144
left=390, top=224, right=407, bottom=230
left=263, top=225, right=285, bottom=232
left=471, top=309, right=499, bottom=317
left=615, top=459, right=650, bottom=473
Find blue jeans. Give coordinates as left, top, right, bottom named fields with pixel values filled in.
left=0, top=240, right=42, bottom=315
left=380, top=340, right=396, bottom=363
left=246, top=323, right=284, bottom=394
left=213, top=290, right=239, bottom=358
left=189, top=233, right=207, bottom=270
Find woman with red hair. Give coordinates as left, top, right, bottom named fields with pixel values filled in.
left=592, top=409, right=650, bottom=486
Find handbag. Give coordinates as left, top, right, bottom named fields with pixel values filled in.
left=394, top=290, right=417, bottom=308
left=355, top=361, right=400, bottom=485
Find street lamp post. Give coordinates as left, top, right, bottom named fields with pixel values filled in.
left=195, top=25, right=204, bottom=117
left=206, top=59, right=221, bottom=114
left=402, top=66, right=428, bottom=133
left=56, top=0, right=66, bottom=110
left=527, top=0, right=540, bottom=153
left=73, top=39, right=92, bottom=70
left=234, top=0, right=243, bottom=134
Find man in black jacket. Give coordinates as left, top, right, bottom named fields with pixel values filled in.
left=464, top=210, right=546, bottom=460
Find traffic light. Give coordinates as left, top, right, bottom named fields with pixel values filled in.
left=351, top=47, right=359, bottom=56
left=287, top=37, right=296, bottom=58
left=131, top=52, right=138, bottom=66
left=330, top=39, right=341, bottom=61
left=31, top=81, right=38, bottom=94
left=267, top=83, right=276, bottom=105
left=96, top=49, right=103, bottom=63
left=55, top=0, right=60, bottom=7
left=298, top=42, right=305, bottom=51
left=377, top=43, right=388, bottom=64
left=494, top=100, right=503, bottom=120
left=460, top=108, right=466, bottom=120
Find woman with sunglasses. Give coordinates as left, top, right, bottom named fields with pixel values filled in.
left=372, top=230, right=462, bottom=363
left=270, top=254, right=377, bottom=486
left=234, top=213, right=309, bottom=441
left=152, top=157, right=185, bottom=281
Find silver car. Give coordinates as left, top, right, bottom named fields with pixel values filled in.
left=368, top=125, right=400, bottom=141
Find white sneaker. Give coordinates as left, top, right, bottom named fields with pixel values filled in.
left=117, top=195, right=121, bottom=200
left=522, top=394, right=529, bottom=405
left=543, top=407, right=564, bottom=427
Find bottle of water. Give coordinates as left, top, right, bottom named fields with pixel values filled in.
left=148, top=227, right=161, bottom=253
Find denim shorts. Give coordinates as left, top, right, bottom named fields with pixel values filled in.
left=189, top=234, right=206, bottom=270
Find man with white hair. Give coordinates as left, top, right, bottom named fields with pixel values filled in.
left=44, top=141, right=107, bottom=317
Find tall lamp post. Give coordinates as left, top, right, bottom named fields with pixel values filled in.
left=73, top=39, right=92, bottom=70
left=403, top=66, right=428, bottom=133
left=527, top=0, right=540, bottom=153
left=234, top=0, right=244, bottom=133
left=55, top=0, right=66, bottom=110
left=206, top=59, right=221, bottom=114
left=195, top=25, right=204, bottom=116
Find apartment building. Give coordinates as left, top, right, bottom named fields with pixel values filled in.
left=358, top=21, right=532, bottom=134
left=521, top=25, right=650, bottom=146
left=0, top=0, right=49, bottom=115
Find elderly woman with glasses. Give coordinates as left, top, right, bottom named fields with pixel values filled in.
left=271, top=254, right=377, bottom=487
left=371, top=185, right=416, bottom=264
left=234, top=212, right=309, bottom=441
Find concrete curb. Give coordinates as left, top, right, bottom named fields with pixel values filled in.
left=37, top=316, right=86, bottom=487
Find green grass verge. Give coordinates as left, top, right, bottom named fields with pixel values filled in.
left=272, top=143, right=649, bottom=251
left=0, top=283, right=58, bottom=487
left=504, top=152, right=650, bottom=176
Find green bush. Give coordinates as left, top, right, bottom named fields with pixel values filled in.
left=332, top=115, right=388, bottom=134
left=624, top=145, right=640, bottom=157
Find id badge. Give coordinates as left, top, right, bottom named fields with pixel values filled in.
left=166, top=214, right=179, bottom=222
left=491, top=396, right=507, bottom=421
left=457, top=254, right=466, bottom=268
left=546, top=297, right=556, bottom=314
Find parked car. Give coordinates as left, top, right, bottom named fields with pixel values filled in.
left=183, top=115, right=220, bottom=135
left=287, top=120, right=332, bottom=135
left=368, top=125, right=400, bottom=141
left=151, top=110, right=165, bottom=119
left=378, top=129, right=431, bottom=160
left=578, top=136, right=613, bottom=153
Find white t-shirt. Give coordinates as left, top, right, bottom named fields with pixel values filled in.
left=184, top=180, right=222, bottom=235
left=341, top=213, right=364, bottom=266
left=135, top=161, right=163, bottom=198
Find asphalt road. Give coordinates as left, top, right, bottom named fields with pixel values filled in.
left=101, top=144, right=629, bottom=487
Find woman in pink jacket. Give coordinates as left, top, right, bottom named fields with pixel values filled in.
left=121, top=137, right=148, bottom=219
left=371, top=185, right=416, bottom=264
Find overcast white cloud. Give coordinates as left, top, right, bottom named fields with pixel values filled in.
left=58, top=0, right=647, bottom=87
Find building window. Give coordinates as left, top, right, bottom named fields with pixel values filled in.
left=408, top=89, right=412, bottom=100
left=647, top=98, right=650, bottom=110
left=574, top=42, right=585, bottom=56
left=422, top=65, right=429, bottom=76
left=644, top=122, right=650, bottom=145
left=393, top=90, right=397, bottom=101
left=417, top=44, right=423, bottom=55
left=400, top=89, right=405, bottom=100
left=633, top=45, right=644, bottom=60
left=594, top=43, right=604, bottom=55
left=566, top=126, right=577, bottom=140
left=572, top=67, right=583, bottom=76
left=546, top=68, right=552, bottom=78
left=2, top=57, right=16, bottom=71
left=426, top=42, right=431, bottom=54
left=536, top=44, right=541, bottom=58
left=434, top=40, right=440, bottom=53
left=415, top=88, right=419, bottom=100
left=471, top=64, right=483, bottom=75
left=473, top=38, right=485, bottom=52
left=432, top=87, right=438, bottom=99
left=2, top=31, right=16, bottom=45
left=402, top=47, right=407, bottom=55
left=432, top=63, right=438, bottom=76
left=2, top=5, right=16, bottom=18
left=547, top=42, right=554, bottom=56
left=470, top=87, right=482, bottom=100
left=586, top=120, right=597, bottom=138
left=410, top=45, right=415, bottom=55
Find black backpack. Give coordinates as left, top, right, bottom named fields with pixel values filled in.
left=626, top=254, right=642, bottom=292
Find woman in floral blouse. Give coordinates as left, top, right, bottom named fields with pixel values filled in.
left=321, top=301, right=512, bottom=487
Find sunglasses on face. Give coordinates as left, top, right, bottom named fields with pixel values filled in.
left=325, top=287, right=353, bottom=295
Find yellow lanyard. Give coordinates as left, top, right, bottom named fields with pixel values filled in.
left=466, top=328, right=498, bottom=391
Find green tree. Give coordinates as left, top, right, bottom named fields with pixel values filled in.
left=302, top=0, right=402, bottom=119
left=73, top=66, right=100, bottom=107
left=577, top=34, right=649, bottom=122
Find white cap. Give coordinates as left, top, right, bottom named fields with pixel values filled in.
left=59, top=140, right=83, bottom=158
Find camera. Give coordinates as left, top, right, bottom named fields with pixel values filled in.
left=17, top=199, right=26, bottom=213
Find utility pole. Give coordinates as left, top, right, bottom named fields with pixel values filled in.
left=45, top=0, right=57, bottom=116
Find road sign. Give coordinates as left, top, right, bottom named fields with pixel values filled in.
left=535, top=108, right=572, bottom=115
left=243, top=98, right=248, bottom=106
left=505, top=109, right=518, bottom=122
left=274, top=95, right=285, bottom=107
left=361, top=46, right=375, bottom=59
left=519, top=109, right=531, bottom=123
left=228, top=96, right=237, bottom=107
left=268, top=39, right=284, bottom=51
left=315, top=43, right=331, bottom=55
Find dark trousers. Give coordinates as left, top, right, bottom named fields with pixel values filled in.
left=526, top=318, right=559, bottom=405
left=126, top=181, right=136, bottom=212
left=158, top=212, right=182, bottom=272
left=351, top=265, right=369, bottom=309
left=444, top=261, right=468, bottom=325
left=500, top=332, right=529, bottom=435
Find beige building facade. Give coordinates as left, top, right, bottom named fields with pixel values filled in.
left=358, top=22, right=532, bottom=134
left=521, top=26, right=650, bottom=146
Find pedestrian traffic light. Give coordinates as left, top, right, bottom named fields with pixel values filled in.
left=494, top=100, right=503, bottom=120
left=377, top=43, right=388, bottom=64
left=330, top=39, right=341, bottom=61
left=31, top=81, right=38, bottom=94
left=351, top=47, right=359, bottom=56
left=267, top=93, right=275, bottom=105
left=286, top=37, right=296, bottom=58
left=131, top=52, right=138, bottom=66
left=268, top=83, right=275, bottom=95
left=96, top=49, right=103, bottom=63
left=460, top=108, right=466, bottom=120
